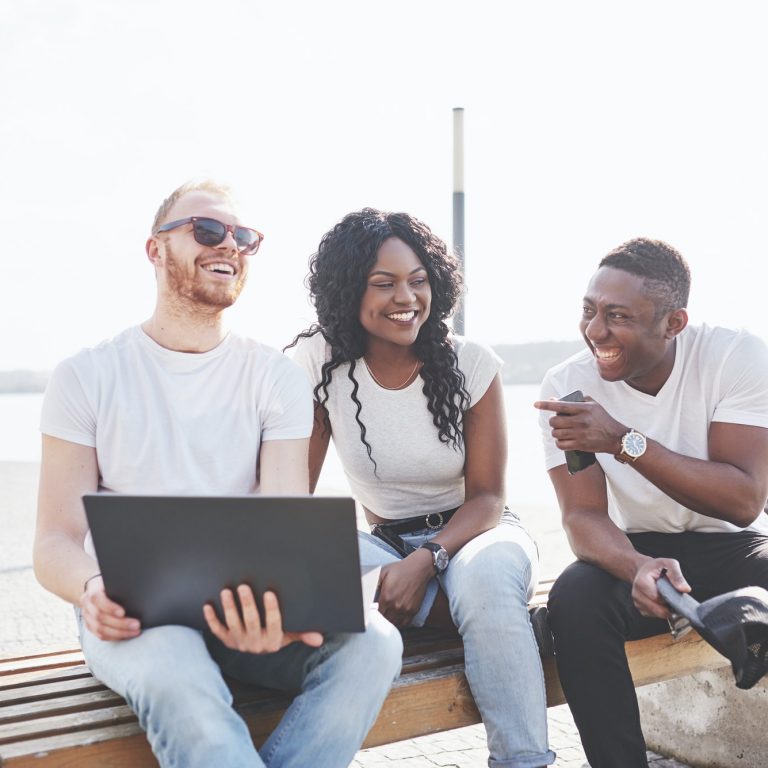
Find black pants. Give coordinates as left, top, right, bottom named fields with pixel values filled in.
left=547, top=530, right=768, bottom=768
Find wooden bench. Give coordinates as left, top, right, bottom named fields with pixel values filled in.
left=0, top=580, right=729, bottom=767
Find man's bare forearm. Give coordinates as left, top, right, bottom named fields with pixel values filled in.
left=34, top=531, right=100, bottom=606
left=564, top=508, right=650, bottom=584
left=630, top=440, right=766, bottom=527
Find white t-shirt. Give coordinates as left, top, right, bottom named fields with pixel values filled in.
left=539, top=324, right=768, bottom=534
left=291, top=333, right=502, bottom=520
left=41, top=326, right=312, bottom=498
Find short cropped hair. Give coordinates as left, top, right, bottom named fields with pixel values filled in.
left=151, top=180, right=235, bottom=233
left=600, top=238, right=691, bottom=316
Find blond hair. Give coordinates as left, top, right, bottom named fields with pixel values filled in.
left=151, top=180, right=235, bottom=233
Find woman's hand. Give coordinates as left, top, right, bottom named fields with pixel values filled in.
left=204, top=587, right=324, bottom=653
left=377, top=550, right=435, bottom=627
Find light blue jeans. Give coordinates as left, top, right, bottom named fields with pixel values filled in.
left=359, top=509, right=556, bottom=768
left=78, top=610, right=402, bottom=768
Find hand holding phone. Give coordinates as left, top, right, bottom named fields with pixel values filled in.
left=559, top=390, right=597, bottom=475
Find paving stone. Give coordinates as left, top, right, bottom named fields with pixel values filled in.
left=428, top=752, right=488, bottom=768
left=385, top=758, right=439, bottom=768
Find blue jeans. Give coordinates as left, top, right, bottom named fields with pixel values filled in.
left=359, top=509, right=556, bottom=768
left=78, top=611, right=402, bottom=768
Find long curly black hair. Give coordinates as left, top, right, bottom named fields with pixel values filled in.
left=288, top=208, right=470, bottom=471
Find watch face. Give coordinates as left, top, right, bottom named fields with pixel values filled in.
left=623, top=431, right=646, bottom=458
left=434, top=548, right=450, bottom=572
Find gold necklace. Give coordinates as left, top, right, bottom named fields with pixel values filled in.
left=363, top=357, right=420, bottom=390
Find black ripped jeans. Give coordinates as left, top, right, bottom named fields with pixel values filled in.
left=547, top=530, right=768, bottom=768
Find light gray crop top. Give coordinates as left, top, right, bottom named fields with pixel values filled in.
left=292, top=333, right=502, bottom=520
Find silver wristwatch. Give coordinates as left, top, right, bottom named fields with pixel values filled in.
left=419, top=541, right=450, bottom=574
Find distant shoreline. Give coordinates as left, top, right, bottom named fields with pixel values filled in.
left=0, top=340, right=584, bottom=392
left=0, top=371, right=49, bottom=394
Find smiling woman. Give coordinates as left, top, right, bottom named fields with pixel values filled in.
left=357, top=237, right=432, bottom=370
left=287, top=207, right=556, bottom=766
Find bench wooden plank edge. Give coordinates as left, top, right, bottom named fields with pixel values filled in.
left=1, top=632, right=730, bottom=766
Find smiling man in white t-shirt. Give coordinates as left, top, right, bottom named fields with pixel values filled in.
left=33, top=180, right=402, bottom=768
left=535, top=238, right=768, bottom=768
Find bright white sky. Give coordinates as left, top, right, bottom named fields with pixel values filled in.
left=2, top=0, right=767, bottom=371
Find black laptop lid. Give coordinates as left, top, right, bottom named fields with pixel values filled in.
left=83, top=494, right=367, bottom=633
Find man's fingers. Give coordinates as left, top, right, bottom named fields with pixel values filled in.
left=220, top=588, right=245, bottom=633
left=261, top=591, right=282, bottom=635
left=237, top=584, right=263, bottom=629
left=535, top=399, right=589, bottom=414
left=81, top=587, right=141, bottom=639
left=637, top=600, right=672, bottom=620
left=659, top=561, right=691, bottom=593
left=83, top=587, right=128, bottom=619
left=285, top=630, right=324, bottom=648
left=83, top=608, right=141, bottom=640
left=94, top=612, right=140, bottom=632
left=88, top=622, right=143, bottom=641
left=632, top=558, right=690, bottom=619
left=204, top=588, right=317, bottom=653
left=632, top=584, right=672, bottom=619
left=203, top=603, right=226, bottom=635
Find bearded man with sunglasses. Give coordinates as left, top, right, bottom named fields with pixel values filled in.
left=33, top=180, right=403, bottom=768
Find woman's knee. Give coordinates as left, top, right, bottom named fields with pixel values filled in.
left=448, top=539, right=533, bottom=605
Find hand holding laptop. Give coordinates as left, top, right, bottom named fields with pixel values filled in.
left=80, top=574, right=141, bottom=642
left=82, top=573, right=324, bottom=651
left=204, top=586, right=323, bottom=651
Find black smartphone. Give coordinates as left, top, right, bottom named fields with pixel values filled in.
left=370, top=525, right=415, bottom=558
left=559, top=390, right=597, bottom=475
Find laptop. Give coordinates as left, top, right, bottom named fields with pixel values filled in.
left=83, top=494, right=379, bottom=634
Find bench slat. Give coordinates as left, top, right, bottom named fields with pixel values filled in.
left=0, top=665, right=92, bottom=692
left=0, top=676, right=106, bottom=707
left=0, top=654, right=84, bottom=679
left=0, top=690, right=123, bottom=726
left=0, top=722, right=152, bottom=768
left=0, top=705, right=136, bottom=745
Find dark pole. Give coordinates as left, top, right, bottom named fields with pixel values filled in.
left=452, top=107, right=465, bottom=335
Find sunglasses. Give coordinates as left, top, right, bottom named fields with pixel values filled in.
left=154, top=217, right=264, bottom=255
